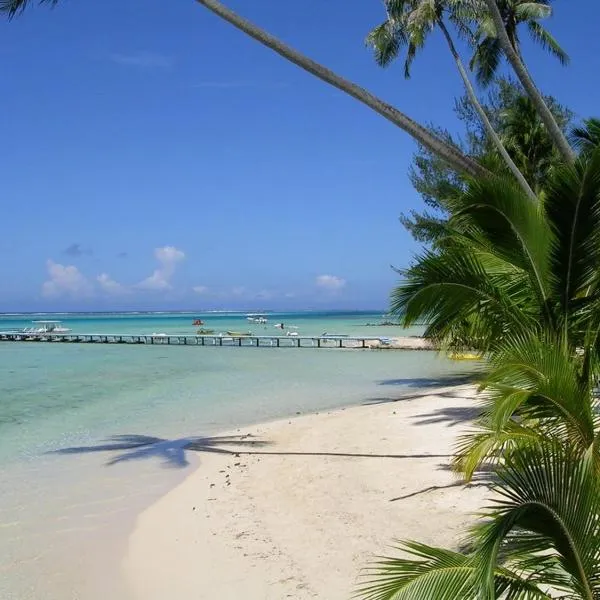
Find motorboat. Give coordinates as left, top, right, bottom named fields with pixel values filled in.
left=23, top=320, right=72, bottom=334
left=192, top=319, right=205, bottom=326
left=320, top=332, right=349, bottom=338
left=226, top=331, right=253, bottom=337
left=246, top=314, right=268, bottom=324
left=196, top=329, right=215, bottom=335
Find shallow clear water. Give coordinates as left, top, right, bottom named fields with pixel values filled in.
left=0, top=311, right=467, bottom=600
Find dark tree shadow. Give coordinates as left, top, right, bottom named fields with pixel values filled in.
left=413, top=405, right=482, bottom=427
left=51, top=434, right=454, bottom=468
left=363, top=388, right=477, bottom=406
left=389, top=469, right=495, bottom=502
left=377, top=374, right=478, bottom=388
left=51, top=434, right=271, bottom=468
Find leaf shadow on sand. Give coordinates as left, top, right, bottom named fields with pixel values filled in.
left=50, top=434, right=271, bottom=468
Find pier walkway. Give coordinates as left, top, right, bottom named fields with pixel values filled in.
left=0, top=331, right=433, bottom=350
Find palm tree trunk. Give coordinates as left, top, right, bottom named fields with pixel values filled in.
left=438, top=20, right=535, bottom=199
left=195, top=0, right=486, bottom=178
left=482, top=0, right=575, bottom=163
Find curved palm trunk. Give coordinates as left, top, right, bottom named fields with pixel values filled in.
left=195, top=0, right=486, bottom=178
left=482, top=0, right=575, bottom=163
left=438, top=20, right=536, bottom=199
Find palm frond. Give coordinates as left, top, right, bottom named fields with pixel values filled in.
left=0, top=0, right=57, bottom=19
left=450, top=177, right=552, bottom=311
left=570, top=118, right=600, bottom=155
left=469, top=36, right=502, bottom=87
left=486, top=333, right=597, bottom=445
left=545, top=148, right=600, bottom=331
left=514, top=2, right=552, bottom=21
left=453, top=420, right=543, bottom=481
left=527, top=21, right=569, bottom=66
left=357, top=540, right=553, bottom=599
left=404, top=40, right=419, bottom=79
left=357, top=542, right=475, bottom=600
left=391, top=244, right=533, bottom=351
left=472, top=444, right=600, bottom=599
left=366, top=21, right=405, bottom=67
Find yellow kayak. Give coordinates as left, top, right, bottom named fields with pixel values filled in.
left=448, top=352, right=482, bottom=361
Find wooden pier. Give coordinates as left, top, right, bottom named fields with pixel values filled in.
left=0, top=331, right=408, bottom=349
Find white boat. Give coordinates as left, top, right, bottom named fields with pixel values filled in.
left=23, top=320, right=72, bottom=334
left=320, top=332, right=349, bottom=338
left=246, top=314, right=268, bottom=324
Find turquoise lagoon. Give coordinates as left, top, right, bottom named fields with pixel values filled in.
left=0, top=311, right=468, bottom=600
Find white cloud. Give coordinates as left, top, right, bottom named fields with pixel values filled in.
left=42, top=260, right=94, bottom=299
left=137, top=246, right=185, bottom=291
left=110, top=51, right=172, bottom=69
left=315, top=274, right=346, bottom=292
left=97, top=273, right=129, bottom=296
left=193, top=285, right=209, bottom=295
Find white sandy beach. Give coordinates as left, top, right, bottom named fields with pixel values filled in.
left=124, top=383, right=489, bottom=599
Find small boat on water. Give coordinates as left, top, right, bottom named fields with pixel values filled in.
left=192, top=319, right=204, bottom=326
left=197, top=329, right=215, bottom=335
left=320, top=332, right=349, bottom=338
left=227, top=331, right=253, bottom=337
left=23, top=320, right=72, bottom=334
left=246, top=314, right=268, bottom=324
left=448, top=351, right=482, bottom=361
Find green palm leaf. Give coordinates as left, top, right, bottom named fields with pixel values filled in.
left=467, top=0, right=567, bottom=87
left=544, top=149, right=600, bottom=333
left=449, top=177, right=552, bottom=315
left=473, top=444, right=600, bottom=599
left=366, top=21, right=404, bottom=67
left=570, top=118, right=600, bottom=155
left=514, top=2, right=552, bottom=21
left=526, top=21, right=569, bottom=65
left=357, top=542, right=476, bottom=600
left=469, top=36, right=502, bottom=87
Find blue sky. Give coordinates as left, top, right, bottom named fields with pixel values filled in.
left=1, top=0, right=598, bottom=312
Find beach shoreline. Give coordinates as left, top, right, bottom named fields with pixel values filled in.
left=123, top=383, right=487, bottom=600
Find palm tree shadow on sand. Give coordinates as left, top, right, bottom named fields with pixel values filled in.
left=50, top=434, right=272, bottom=468
left=50, top=434, right=454, bottom=469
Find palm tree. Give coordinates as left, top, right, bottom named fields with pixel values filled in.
left=358, top=443, right=600, bottom=600
left=394, top=147, right=600, bottom=476
left=481, top=0, right=575, bottom=163
left=497, top=93, right=563, bottom=191
left=394, top=148, right=600, bottom=353
left=366, top=0, right=536, bottom=198
left=469, top=0, right=568, bottom=87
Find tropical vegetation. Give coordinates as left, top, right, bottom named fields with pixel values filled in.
left=401, top=78, right=572, bottom=243
left=359, top=443, right=600, bottom=600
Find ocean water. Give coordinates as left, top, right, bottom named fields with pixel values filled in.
left=0, top=311, right=468, bottom=600
left=0, top=310, right=414, bottom=338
